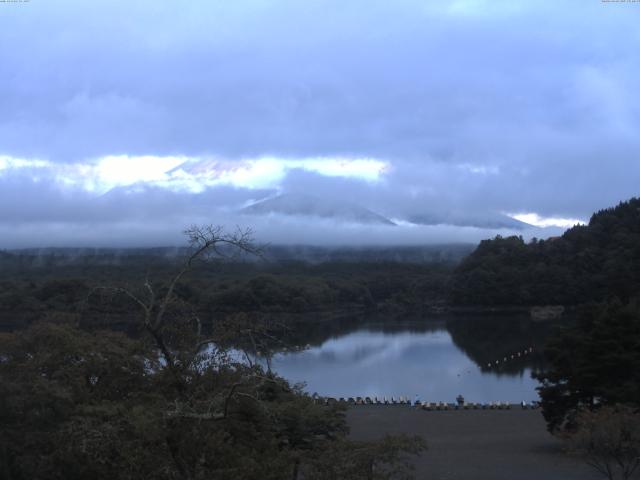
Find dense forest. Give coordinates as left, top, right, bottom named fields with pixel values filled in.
left=451, top=198, right=640, bottom=306
left=0, top=258, right=451, bottom=333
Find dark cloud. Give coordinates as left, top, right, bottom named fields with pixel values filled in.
left=0, top=0, right=638, bottom=245
left=0, top=170, right=273, bottom=224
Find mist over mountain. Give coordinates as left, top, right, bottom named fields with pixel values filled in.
left=1, top=243, right=475, bottom=268
left=0, top=185, right=558, bottom=249
left=240, top=192, right=535, bottom=232
left=241, top=193, right=396, bottom=225
left=408, top=211, right=532, bottom=230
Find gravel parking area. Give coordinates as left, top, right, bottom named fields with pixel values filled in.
left=347, top=406, right=603, bottom=480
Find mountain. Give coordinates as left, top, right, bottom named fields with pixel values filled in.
left=407, top=211, right=533, bottom=230
left=240, top=193, right=396, bottom=226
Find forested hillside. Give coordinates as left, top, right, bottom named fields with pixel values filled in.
left=451, top=198, right=640, bottom=306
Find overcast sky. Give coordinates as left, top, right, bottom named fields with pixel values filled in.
left=1, top=0, right=639, bottom=247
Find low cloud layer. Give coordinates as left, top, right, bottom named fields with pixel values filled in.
left=0, top=165, right=562, bottom=248
left=1, top=0, right=638, bottom=247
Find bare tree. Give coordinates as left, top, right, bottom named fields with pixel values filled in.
left=567, top=405, right=640, bottom=480
left=89, top=225, right=262, bottom=372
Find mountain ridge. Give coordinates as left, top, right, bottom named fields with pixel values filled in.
left=240, top=193, right=397, bottom=226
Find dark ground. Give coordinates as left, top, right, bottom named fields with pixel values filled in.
left=347, top=406, right=604, bottom=480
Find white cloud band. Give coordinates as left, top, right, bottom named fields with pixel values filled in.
left=0, top=154, right=388, bottom=194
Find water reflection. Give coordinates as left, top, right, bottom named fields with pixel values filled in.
left=271, top=318, right=550, bottom=403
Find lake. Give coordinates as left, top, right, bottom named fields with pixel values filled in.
left=269, top=316, right=553, bottom=404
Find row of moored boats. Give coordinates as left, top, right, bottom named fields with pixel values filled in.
left=314, top=396, right=540, bottom=410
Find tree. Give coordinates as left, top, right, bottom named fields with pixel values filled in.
left=87, top=225, right=262, bottom=374
left=1, top=225, right=426, bottom=479
left=566, top=405, right=640, bottom=480
left=535, top=299, right=640, bottom=433
left=451, top=197, right=640, bottom=306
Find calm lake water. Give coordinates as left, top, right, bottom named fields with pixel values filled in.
left=270, top=317, right=551, bottom=404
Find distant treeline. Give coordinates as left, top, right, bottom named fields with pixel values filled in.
left=0, top=260, right=451, bottom=331
left=2, top=197, right=639, bottom=326
left=0, top=243, right=473, bottom=268
left=0, top=244, right=465, bottom=330
left=451, top=197, right=640, bottom=306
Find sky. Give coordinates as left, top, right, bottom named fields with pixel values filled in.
left=1, top=0, right=639, bottom=247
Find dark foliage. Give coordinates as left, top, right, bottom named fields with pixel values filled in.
left=535, top=299, right=640, bottom=433
left=446, top=316, right=548, bottom=376
left=0, top=320, right=426, bottom=479
left=0, top=226, right=427, bottom=479
left=0, top=261, right=450, bottom=332
left=566, top=405, right=640, bottom=480
left=451, top=198, right=640, bottom=306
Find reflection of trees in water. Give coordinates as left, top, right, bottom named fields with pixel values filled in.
left=262, top=312, right=445, bottom=353
left=445, top=316, right=557, bottom=376
left=258, top=313, right=562, bottom=379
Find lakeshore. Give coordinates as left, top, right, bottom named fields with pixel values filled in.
left=347, top=406, right=601, bottom=480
